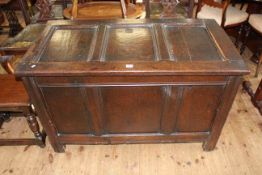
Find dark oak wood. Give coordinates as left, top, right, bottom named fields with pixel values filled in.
left=15, top=19, right=249, bottom=152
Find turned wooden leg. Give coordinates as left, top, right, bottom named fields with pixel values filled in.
left=23, top=107, right=45, bottom=147
left=240, top=24, right=251, bottom=55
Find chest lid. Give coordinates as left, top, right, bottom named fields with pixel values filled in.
left=15, top=19, right=249, bottom=76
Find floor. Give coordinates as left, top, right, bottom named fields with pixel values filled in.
left=0, top=14, right=262, bottom=175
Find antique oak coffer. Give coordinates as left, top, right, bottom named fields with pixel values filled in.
left=15, top=19, right=249, bottom=152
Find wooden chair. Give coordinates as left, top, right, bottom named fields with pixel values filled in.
left=231, top=0, right=248, bottom=11
left=195, top=0, right=249, bottom=46
left=240, top=14, right=262, bottom=77
left=63, top=0, right=145, bottom=19
left=0, top=55, right=45, bottom=147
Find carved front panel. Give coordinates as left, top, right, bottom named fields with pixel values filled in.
left=40, top=87, right=92, bottom=134
left=38, top=78, right=225, bottom=135
left=101, top=86, right=163, bottom=133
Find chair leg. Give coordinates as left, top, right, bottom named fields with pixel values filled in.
left=24, top=107, right=45, bottom=147
left=240, top=24, right=251, bottom=55
left=255, top=52, right=262, bottom=77
left=235, top=23, right=245, bottom=48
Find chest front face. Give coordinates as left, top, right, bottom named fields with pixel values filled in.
left=15, top=19, right=248, bottom=152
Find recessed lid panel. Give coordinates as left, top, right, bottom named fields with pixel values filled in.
left=38, top=25, right=98, bottom=62
left=15, top=19, right=249, bottom=76
left=101, top=25, right=158, bottom=62
left=163, top=24, right=222, bottom=61
left=36, top=22, right=223, bottom=63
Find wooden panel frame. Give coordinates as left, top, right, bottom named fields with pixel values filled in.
left=22, top=75, right=237, bottom=152
left=15, top=19, right=248, bottom=77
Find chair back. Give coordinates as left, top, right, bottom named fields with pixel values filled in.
left=196, top=0, right=231, bottom=27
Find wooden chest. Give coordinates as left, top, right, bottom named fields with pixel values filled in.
left=15, top=19, right=249, bottom=152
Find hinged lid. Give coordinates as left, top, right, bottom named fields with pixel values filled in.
left=15, top=19, right=249, bottom=76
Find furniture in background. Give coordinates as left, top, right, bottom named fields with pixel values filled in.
left=0, top=0, right=23, bottom=36
left=0, top=0, right=36, bottom=35
left=35, top=0, right=194, bottom=20
left=63, top=0, right=145, bottom=19
left=0, top=23, right=46, bottom=57
left=242, top=0, right=262, bottom=14
left=21, top=0, right=67, bottom=23
left=240, top=14, right=262, bottom=77
left=146, top=0, right=183, bottom=18
left=243, top=77, right=262, bottom=115
left=195, top=0, right=249, bottom=47
left=144, top=0, right=194, bottom=18
left=0, top=55, right=45, bottom=147
left=15, top=19, right=248, bottom=152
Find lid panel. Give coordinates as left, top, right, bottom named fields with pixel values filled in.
left=163, top=25, right=222, bottom=61
left=14, top=19, right=249, bottom=76
left=101, top=25, right=158, bottom=62
left=39, top=26, right=98, bottom=62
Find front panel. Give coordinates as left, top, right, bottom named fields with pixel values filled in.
left=38, top=77, right=225, bottom=137
left=40, top=87, right=92, bottom=134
